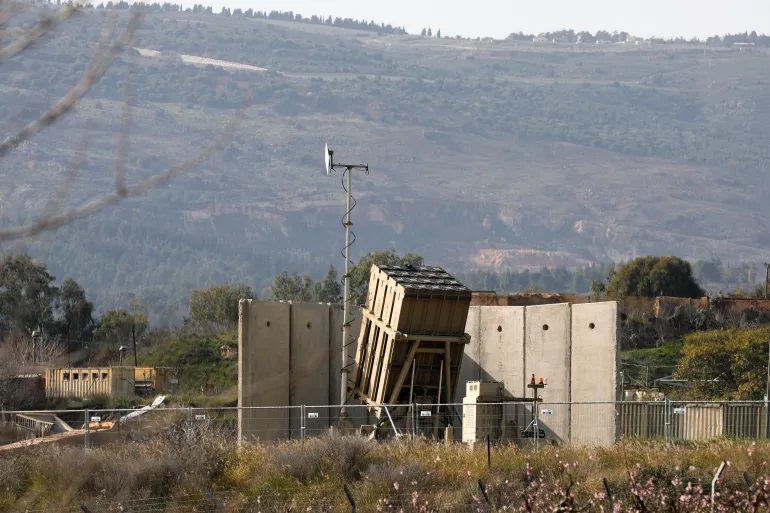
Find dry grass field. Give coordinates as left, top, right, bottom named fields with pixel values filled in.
left=2, top=429, right=770, bottom=512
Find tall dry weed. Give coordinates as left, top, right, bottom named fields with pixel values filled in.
left=270, top=431, right=372, bottom=483
left=5, top=435, right=770, bottom=511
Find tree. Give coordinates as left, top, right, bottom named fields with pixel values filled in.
left=421, top=28, right=426, bottom=36
left=0, top=255, right=58, bottom=336
left=677, top=326, right=770, bottom=399
left=93, top=300, right=148, bottom=354
left=605, top=256, right=704, bottom=298
left=427, top=27, right=432, bottom=37
left=436, top=29, right=441, bottom=39
left=313, top=266, right=342, bottom=303
left=271, top=266, right=342, bottom=304
left=55, top=277, right=94, bottom=345
left=271, top=272, right=315, bottom=302
left=188, top=283, right=254, bottom=330
left=0, top=331, right=64, bottom=408
left=349, top=250, right=424, bottom=303
left=590, top=280, right=606, bottom=301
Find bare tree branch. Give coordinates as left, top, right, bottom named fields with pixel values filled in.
left=0, top=0, right=26, bottom=26
left=0, top=9, right=143, bottom=159
left=0, top=5, right=77, bottom=62
left=0, top=4, right=251, bottom=244
left=115, top=60, right=137, bottom=196
left=41, top=125, right=90, bottom=220
left=0, top=104, right=248, bottom=242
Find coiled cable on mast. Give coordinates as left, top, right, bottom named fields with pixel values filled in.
left=340, top=166, right=366, bottom=405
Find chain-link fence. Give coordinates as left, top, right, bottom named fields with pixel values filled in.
left=19, top=484, right=497, bottom=513
left=2, top=400, right=770, bottom=451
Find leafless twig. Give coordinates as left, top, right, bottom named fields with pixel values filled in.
left=114, top=29, right=139, bottom=195
left=0, top=4, right=250, bottom=243
left=0, top=9, right=143, bottom=159
left=0, top=104, right=247, bottom=242
left=0, top=4, right=77, bottom=62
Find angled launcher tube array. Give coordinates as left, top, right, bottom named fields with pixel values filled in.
left=351, top=264, right=472, bottom=418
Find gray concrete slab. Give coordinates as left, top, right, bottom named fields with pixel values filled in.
left=456, top=306, right=482, bottom=404
left=238, top=300, right=291, bottom=441
left=480, top=306, right=526, bottom=399
left=570, top=301, right=619, bottom=446
left=290, top=303, right=331, bottom=434
left=457, top=306, right=526, bottom=404
left=524, top=303, right=571, bottom=443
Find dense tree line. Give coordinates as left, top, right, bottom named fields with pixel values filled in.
left=0, top=256, right=93, bottom=344
left=458, top=264, right=612, bottom=295
left=74, top=1, right=407, bottom=35
left=459, top=258, right=763, bottom=298
left=507, top=29, right=770, bottom=46
left=61, top=1, right=770, bottom=44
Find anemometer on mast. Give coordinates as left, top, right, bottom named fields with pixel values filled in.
left=325, top=144, right=369, bottom=419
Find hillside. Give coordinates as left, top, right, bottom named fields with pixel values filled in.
left=2, top=5, right=770, bottom=320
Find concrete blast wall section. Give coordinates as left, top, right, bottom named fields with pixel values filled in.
left=238, top=300, right=361, bottom=441
left=458, top=302, right=619, bottom=444
left=240, top=300, right=618, bottom=444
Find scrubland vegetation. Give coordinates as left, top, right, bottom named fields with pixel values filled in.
left=3, top=430, right=770, bottom=512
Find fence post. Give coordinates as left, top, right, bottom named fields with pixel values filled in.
left=383, top=405, right=399, bottom=438
left=84, top=408, right=89, bottom=450
left=478, top=479, right=491, bottom=511
left=300, top=405, right=306, bottom=441
left=603, top=477, right=613, bottom=506
left=237, top=405, right=242, bottom=445
left=412, top=402, right=417, bottom=438
left=187, top=406, right=192, bottom=443
left=711, top=461, right=726, bottom=511
left=344, top=483, right=357, bottom=513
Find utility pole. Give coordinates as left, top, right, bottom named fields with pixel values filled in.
left=67, top=321, right=71, bottom=368
left=765, top=338, right=770, bottom=404
left=132, top=324, right=138, bottom=367
left=324, top=145, right=368, bottom=422
left=766, top=339, right=770, bottom=438
left=764, top=262, right=769, bottom=299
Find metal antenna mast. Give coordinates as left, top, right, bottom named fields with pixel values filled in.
left=325, top=144, right=369, bottom=419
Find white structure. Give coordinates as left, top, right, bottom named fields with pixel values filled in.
left=462, top=381, right=505, bottom=444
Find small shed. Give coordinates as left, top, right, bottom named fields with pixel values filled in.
left=45, top=367, right=157, bottom=398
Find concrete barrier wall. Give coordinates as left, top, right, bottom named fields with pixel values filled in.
left=525, top=303, right=571, bottom=443
left=239, top=299, right=618, bottom=445
left=570, top=302, right=619, bottom=445
left=457, top=302, right=619, bottom=446
left=239, top=300, right=361, bottom=441
left=289, top=303, right=330, bottom=436
left=457, top=307, right=525, bottom=401
left=238, top=300, right=291, bottom=441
